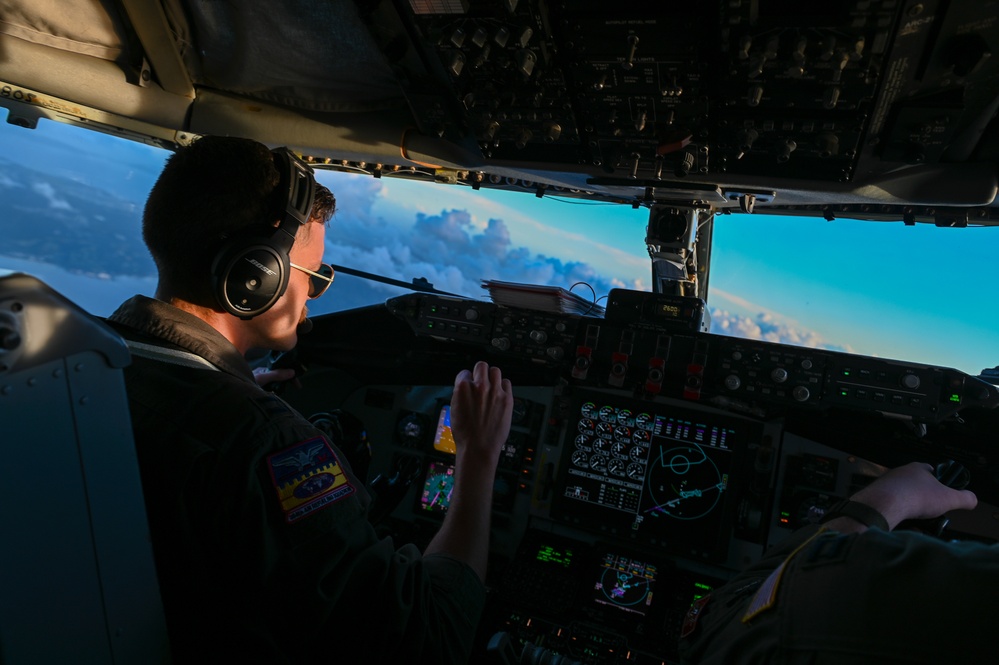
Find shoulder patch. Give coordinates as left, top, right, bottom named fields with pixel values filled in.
left=267, top=437, right=355, bottom=523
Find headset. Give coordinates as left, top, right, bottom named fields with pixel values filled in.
left=211, top=148, right=317, bottom=319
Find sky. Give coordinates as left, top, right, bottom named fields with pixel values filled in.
left=1, top=115, right=998, bottom=375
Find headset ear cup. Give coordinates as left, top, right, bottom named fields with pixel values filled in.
left=211, top=239, right=290, bottom=319
left=208, top=148, right=314, bottom=320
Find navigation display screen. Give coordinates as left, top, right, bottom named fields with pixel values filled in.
left=592, top=551, right=657, bottom=617
left=551, top=389, right=760, bottom=559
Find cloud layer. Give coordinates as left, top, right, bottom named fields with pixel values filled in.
left=708, top=307, right=853, bottom=353
left=313, top=173, right=639, bottom=313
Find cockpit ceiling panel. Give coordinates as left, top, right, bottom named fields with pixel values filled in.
left=1, top=0, right=998, bottom=219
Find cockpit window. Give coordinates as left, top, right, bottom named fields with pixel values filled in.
left=0, top=113, right=995, bottom=375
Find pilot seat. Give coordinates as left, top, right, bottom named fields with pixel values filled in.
left=0, top=273, right=169, bottom=664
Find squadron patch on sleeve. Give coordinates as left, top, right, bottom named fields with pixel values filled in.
left=267, top=437, right=355, bottom=523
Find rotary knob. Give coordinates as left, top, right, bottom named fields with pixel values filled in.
left=771, top=368, right=789, bottom=383
left=900, top=373, right=921, bottom=390
left=492, top=337, right=511, bottom=351
left=724, top=374, right=742, bottom=390
left=792, top=386, right=811, bottom=402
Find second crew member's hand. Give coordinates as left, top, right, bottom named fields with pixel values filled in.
left=851, top=462, right=978, bottom=530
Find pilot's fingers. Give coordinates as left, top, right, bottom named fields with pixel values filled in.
left=487, top=365, right=509, bottom=391
left=454, top=368, right=473, bottom=387
left=473, top=360, right=490, bottom=384
left=949, top=488, right=978, bottom=512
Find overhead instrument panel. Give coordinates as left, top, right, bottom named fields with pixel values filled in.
left=551, top=388, right=762, bottom=561
left=402, top=0, right=881, bottom=182
left=393, top=0, right=999, bottom=211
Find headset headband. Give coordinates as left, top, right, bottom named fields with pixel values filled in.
left=270, top=147, right=317, bottom=251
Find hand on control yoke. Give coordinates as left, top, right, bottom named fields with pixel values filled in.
left=850, top=462, right=978, bottom=530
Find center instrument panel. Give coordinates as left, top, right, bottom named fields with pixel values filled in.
left=285, top=290, right=999, bottom=664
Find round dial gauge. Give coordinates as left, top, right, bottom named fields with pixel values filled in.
left=589, top=454, right=608, bottom=474
left=592, top=438, right=612, bottom=455
left=608, top=458, right=627, bottom=476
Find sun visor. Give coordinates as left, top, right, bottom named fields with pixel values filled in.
left=182, top=0, right=403, bottom=112
left=0, top=0, right=130, bottom=62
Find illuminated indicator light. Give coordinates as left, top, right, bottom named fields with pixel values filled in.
left=843, top=370, right=851, bottom=376
left=840, top=390, right=849, bottom=397
left=950, top=394, right=961, bottom=402
left=427, top=321, right=435, bottom=328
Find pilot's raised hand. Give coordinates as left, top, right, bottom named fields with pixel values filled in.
left=449, top=361, right=514, bottom=465
left=424, top=362, right=514, bottom=581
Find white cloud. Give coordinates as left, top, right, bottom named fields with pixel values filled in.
left=0, top=173, right=21, bottom=188
left=31, top=181, right=73, bottom=211
left=331, top=171, right=649, bottom=280
left=709, top=305, right=854, bottom=353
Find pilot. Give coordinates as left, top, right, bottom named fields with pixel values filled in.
left=679, top=462, right=992, bottom=664
left=107, top=135, right=513, bottom=664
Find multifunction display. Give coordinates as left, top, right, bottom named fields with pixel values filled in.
left=553, top=389, right=760, bottom=559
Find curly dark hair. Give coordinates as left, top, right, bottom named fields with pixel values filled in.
left=143, top=135, right=335, bottom=307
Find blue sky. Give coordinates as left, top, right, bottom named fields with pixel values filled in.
left=2, top=115, right=997, bottom=375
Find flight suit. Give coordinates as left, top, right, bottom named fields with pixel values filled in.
left=108, top=295, right=484, bottom=665
left=679, top=524, right=999, bottom=664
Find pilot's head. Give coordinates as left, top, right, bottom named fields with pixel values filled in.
left=143, top=135, right=336, bottom=351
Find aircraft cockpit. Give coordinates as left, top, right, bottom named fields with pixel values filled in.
left=3, top=1, right=999, bottom=663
